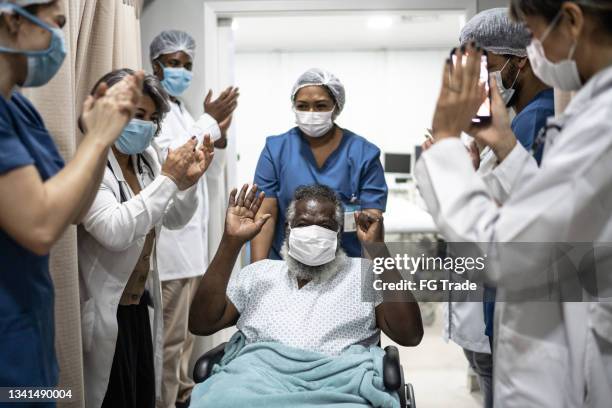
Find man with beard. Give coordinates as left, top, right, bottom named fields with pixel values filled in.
left=189, top=183, right=423, bottom=357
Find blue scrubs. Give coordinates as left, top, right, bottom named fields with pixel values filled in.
left=254, top=127, right=388, bottom=259
left=0, top=92, right=64, bottom=390
left=483, top=88, right=555, bottom=341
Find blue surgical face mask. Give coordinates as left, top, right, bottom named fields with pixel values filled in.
left=115, top=119, right=157, bottom=155
left=157, top=62, right=193, bottom=97
left=0, top=4, right=67, bottom=88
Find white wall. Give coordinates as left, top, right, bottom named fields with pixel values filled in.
left=141, top=0, right=206, bottom=115
left=233, top=49, right=449, bottom=184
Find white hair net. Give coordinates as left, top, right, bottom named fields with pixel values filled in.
left=460, top=8, right=531, bottom=57
left=291, top=68, right=346, bottom=114
left=149, top=30, right=196, bottom=62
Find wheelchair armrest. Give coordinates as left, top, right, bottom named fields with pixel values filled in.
left=193, top=342, right=228, bottom=384
left=383, top=345, right=402, bottom=391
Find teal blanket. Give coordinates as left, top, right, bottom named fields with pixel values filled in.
left=190, top=332, right=400, bottom=408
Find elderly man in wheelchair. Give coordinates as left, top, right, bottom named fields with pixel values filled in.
left=188, top=184, right=423, bottom=408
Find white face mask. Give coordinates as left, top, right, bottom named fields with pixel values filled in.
left=492, top=58, right=520, bottom=106
left=294, top=109, right=334, bottom=138
left=526, top=12, right=582, bottom=91
left=288, top=225, right=338, bottom=267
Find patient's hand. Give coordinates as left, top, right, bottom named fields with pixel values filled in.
left=355, top=211, right=384, bottom=244
left=223, top=184, right=271, bottom=244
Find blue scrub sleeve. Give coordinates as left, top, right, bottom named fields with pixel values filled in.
left=359, top=151, right=388, bottom=210
left=253, top=143, right=279, bottom=198
left=0, top=112, right=35, bottom=175
left=511, top=108, right=550, bottom=151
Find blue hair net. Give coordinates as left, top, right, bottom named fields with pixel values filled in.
left=460, top=8, right=531, bottom=57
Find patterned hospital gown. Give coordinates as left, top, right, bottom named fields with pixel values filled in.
left=227, top=258, right=383, bottom=356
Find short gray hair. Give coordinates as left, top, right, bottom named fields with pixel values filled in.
left=286, top=184, right=344, bottom=230
left=89, top=68, right=170, bottom=135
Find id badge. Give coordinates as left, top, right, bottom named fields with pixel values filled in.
left=344, top=203, right=360, bottom=233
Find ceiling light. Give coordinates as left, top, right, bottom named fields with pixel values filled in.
left=367, top=16, right=394, bottom=30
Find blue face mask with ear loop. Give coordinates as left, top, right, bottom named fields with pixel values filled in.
left=0, top=3, right=67, bottom=88
left=157, top=61, right=193, bottom=97
left=114, top=119, right=157, bottom=155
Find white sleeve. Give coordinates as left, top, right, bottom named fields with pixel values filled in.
left=479, top=143, right=539, bottom=204
left=81, top=171, right=179, bottom=252
left=162, top=183, right=199, bottom=230
left=192, top=113, right=222, bottom=142
left=414, top=111, right=612, bottom=290
left=226, top=264, right=253, bottom=313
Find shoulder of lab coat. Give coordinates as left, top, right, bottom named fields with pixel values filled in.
left=80, top=149, right=179, bottom=252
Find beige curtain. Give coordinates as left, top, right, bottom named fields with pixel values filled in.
left=22, top=1, right=141, bottom=406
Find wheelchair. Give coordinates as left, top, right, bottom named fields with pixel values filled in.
left=193, top=342, right=416, bottom=407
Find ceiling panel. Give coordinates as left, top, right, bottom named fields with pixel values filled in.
left=232, top=11, right=465, bottom=52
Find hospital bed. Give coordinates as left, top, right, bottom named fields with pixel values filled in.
left=193, top=342, right=416, bottom=407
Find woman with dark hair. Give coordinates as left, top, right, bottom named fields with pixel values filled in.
left=78, top=69, right=215, bottom=408
left=416, top=1, right=612, bottom=407
left=0, top=0, right=141, bottom=394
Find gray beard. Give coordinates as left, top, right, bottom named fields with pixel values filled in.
left=280, top=239, right=347, bottom=284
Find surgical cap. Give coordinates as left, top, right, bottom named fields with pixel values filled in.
left=149, top=30, right=196, bottom=62
left=460, top=8, right=531, bottom=58
left=291, top=68, right=346, bottom=114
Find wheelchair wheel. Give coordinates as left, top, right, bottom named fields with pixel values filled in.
left=405, top=383, right=416, bottom=408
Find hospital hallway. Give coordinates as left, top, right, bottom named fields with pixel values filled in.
left=382, top=303, right=482, bottom=408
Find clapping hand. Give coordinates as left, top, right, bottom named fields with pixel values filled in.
left=182, top=134, right=215, bottom=188
left=82, top=71, right=144, bottom=145
left=223, top=184, right=271, bottom=244
left=204, top=86, right=239, bottom=124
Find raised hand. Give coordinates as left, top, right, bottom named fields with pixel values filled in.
left=82, top=71, right=144, bottom=146
left=223, top=184, right=271, bottom=244
left=431, top=44, right=487, bottom=140
left=467, top=76, right=517, bottom=163
left=204, top=86, right=239, bottom=124
left=355, top=211, right=384, bottom=244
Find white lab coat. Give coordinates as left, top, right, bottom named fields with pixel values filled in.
left=415, top=65, right=612, bottom=407
left=152, top=100, right=221, bottom=281
left=78, top=147, right=198, bottom=408
left=443, top=144, right=495, bottom=355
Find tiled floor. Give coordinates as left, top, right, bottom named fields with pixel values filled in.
left=382, top=303, right=483, bottom=408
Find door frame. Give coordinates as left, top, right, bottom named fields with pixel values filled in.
left=202, top=0, right=477, bottom=95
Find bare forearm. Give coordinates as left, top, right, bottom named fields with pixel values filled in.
left=73, top=140, right=110, bottom=224
left=45, top=136, right=110, bottom=233
left=190, top=237, right=243, bottom=332
left=369, top=245, right=423, bottom=346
